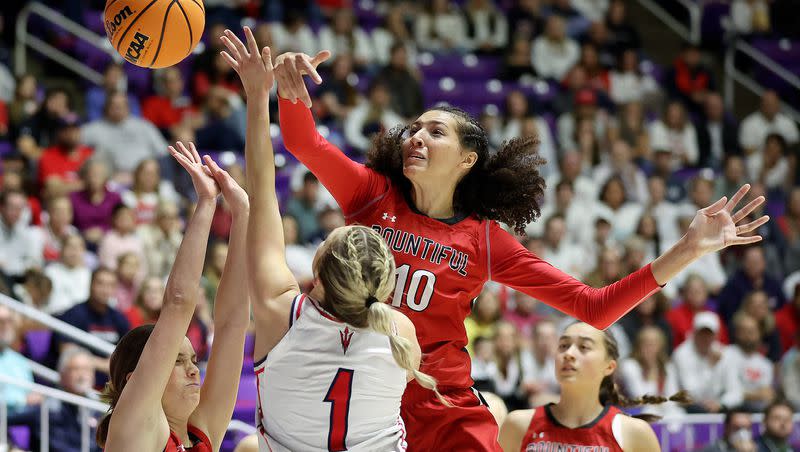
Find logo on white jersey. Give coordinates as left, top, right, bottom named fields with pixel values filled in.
left=382, top=212, right=397, bottom=222
left=339, top=327, right=355, bottom=354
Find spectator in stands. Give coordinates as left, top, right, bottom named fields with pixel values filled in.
left=315, top=54, right=360, bottom=125
left=778, top=188, right=800, bottom=275
left=729, top=312, right=776, bottom=412
left=739, top=90, right=799, bottom=155
left=646, top=175, right=680, bottom=243
left=667, top=42, right=716, bottom=114
left=373, top=43, right=424, bottom=121
left=465, top=289, right=501, bottom=353
left=609, top=49, right=660, bottom=107
left=699, top=409, right=757, bottom=452
left=756, top=401, right=794, bottom=452
left=634, top=213, right=661, bottom=263
left=343, top=80, right=403, bottom=154
left=85, top=63, right=141, bottom=122
left=123, top=276, right=163, bottom=328
left=201, top=241, right=227, bottom=305
left=543, top=151, right=598, bottom=207
left=142, top=67, right=196, bottom=134
left=494, top=91, right=557, bottom=175
left=673, top=312, right=743, bottom=413
left=593, top=139, right=649, bottom=204
left=0, top=189, right=43, bottom=285
left=463, top=0, right=509, bottom=55
left=577, top=43, right=610, bottom=94
left=97, top=204, right=147, bottom=278
left=650, top=100, right=699, bottom=170
left=618, top=293, right=673, bottom=350
left=139, top=201, right=182, bottom=280
left=372, top=5, right=418, bottom=68
left=502, top=291, right=543, bottom=339
left=501, top=37, right=537, bottom=81
left=747, top=133, right=791, bottom=191
left=285, top=171, right=322, bottom=244
left=312, top=206, right=345, bottom=243
left=195, top=86, right=246, bottom=153
left=532, top=15, right=580, bottom=81
left=15, top=87, right=73, bottom=161
left=605, top=0, right=641, bottom=55
left=540, top=213, right=585, bottom=278
left=716, top=155, right=749, bottom=200
left=318, top=9, right=373, bottom=69
left=45, top=234, right=91, bottom=315
left=619, top=326, right=683, bottom=417
left=82, top=93, right=168, bottom=184
left=734, top=290, right=783, bottom=362
left=718, top=246, right=785, bottom=325
left=37, top=115, right=93, bottom=199
left=471, top=335, right=499, bottom=393
left=528, top=180, right=592, bottom=246
left=12, top=269, right=52, bottom=320
left=775, top=283, right=799, bottom=353
left=523, top=320, right=560, bottom=407
left=415, top=0, right=468, bottom=53
left=507, top=0, right=545, bottom=44
left=731, top=0, right=771, bottom=35
left=0, top=304, right=34, bottom=414
left=281, top=215, right=315, bottom=288
left=69, top=160, right=122, bottom=248
left=271, top=9, right=318, bottom=56
left=192, top=50, right=243, bottom=104
left=121, top=158, right=180, bottom=225
left=7, top=74, right=38, bottom=131
left=492, top=321, right=534, bottom=411
left=668, top=274, right=729, bottom=347
left=696, top=92, right=741, bottom=169
left=113, top=252, right=141, bottom=313
left=780, top=329, right=800, bottom=411
left=8, top=347, right=102, bottom=452
left=41, top=196, right=79, bottom=263
left=594, top=176, right=644, bottom=241
left=51, top=267, right=129, bottom=383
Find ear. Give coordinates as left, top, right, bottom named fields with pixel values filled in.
left=125, top=371, right=133, bottom=382
left=460, top=151, right=479, bottom=170
left=603, top=359, right=617, bottom=377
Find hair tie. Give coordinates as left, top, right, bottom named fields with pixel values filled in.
left=366, top=295, right=379, bottom=307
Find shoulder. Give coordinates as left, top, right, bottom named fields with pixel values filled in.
left=389, top=308, right=416, bottom=343
left=617, top=415, right=659, bottom=452
left=499, top=409, right=535, bottom=451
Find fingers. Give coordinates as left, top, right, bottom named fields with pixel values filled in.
left=188, top=142, right=202, bottom=164
left=729, top=235, right=763, bottom=246
left=732, top=196, right=765, bottom=223
left=294, top=55, right=313, bottom=107
left=310, top=50, right=332, bottom=67
left=296, top=54, right=322, bottom=84
left=703, top=196, right=727, bottom=215
left=220, top=51, right=239, bottom=71
left=203, top=155, right=232, bottom=185
left=281, top=57, right=303, bottom=104
left=262, top=47, right=273, bottom=72
left=725, top=183, right=751, bottom=213
left=220, top=35, right=242, bottom=61
left=736, top=215, right=770, bottom=235
left=224, top=29, right=249, bottom=59
left=174, top=141, right=197, bottom=163
left=243, top=26, right=259, bottom=58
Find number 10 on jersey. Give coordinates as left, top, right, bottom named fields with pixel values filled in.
left=391, top=264, right=436, bottom=312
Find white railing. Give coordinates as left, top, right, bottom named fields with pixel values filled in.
left=14, top=2, right=122, bottom=84
left=724, top=39, right=800, bottom=124
left=635, top=0, right=702, bottom=44
left=654, top=412, right=800, bottom=451
left=0, top=294, right=115, bottom=357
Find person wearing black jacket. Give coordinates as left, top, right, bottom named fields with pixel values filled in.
left=696, top=92, right=741, bottom=169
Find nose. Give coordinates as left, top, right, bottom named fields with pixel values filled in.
left=188, top=362, right=199, bottom=377
left=410, top=130, right=425, bottom=147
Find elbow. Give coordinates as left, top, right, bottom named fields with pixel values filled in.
left=163, top=285, right=197, bottom=310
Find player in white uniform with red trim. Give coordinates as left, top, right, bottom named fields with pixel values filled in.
left=217, top=27, right=445, bottom=452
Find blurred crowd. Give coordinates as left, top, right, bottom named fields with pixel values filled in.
left=0, top=1, right=799, bottom=450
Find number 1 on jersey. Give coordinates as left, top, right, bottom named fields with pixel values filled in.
left=324, top=368, right=354, bottom=452
left=392, top=264, right=436, bottom=311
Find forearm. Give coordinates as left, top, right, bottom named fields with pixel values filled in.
left=650, top=236, right=702, bottom=285
left=212, top=212, right=250, bottom=329
left=164, top=199, right=216, bottom=305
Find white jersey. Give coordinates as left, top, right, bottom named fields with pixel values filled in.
left=256, top=294, right=408, bottom=452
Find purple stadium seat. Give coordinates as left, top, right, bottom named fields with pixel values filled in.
left=24, top=330, right=52, bottom=362
left=9, top=426, right=30, bottom=450
left=751, top=38, right=800, bottom=65
left=124, top=64, right=153, bottom=98
left=83, top=10, right=105, bottom=35
left=699, top=2, right=730, bottom=44
left=74, top=39, right=113, bottom=73
left=0, top=141, right=13, bottom=157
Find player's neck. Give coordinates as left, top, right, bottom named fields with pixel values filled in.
left=409, top=181, right=456, bottom=219
left=166, top=415, right=192, bottom=447
left=551, top=387, right=605, bottom=428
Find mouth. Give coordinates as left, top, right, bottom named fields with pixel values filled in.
left=560, top=365, right=577, bottom=372
left=406, top=147, right=427, bottom=161
left=187, top=383, right=201, bottom=388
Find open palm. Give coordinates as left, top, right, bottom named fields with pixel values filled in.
left=219, top=27, right=273, bottom=97
left=685, top=184, right=769, bottom=255
left=169, top=142, right=220, bottom=201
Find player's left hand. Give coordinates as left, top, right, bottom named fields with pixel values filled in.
left=203, top=155, right=249, bottom=216
left=220, top=27, right=273, bottom=99
left=169, top=141, right=220, bottom=202
left=683, top=184, right=769, bottom=256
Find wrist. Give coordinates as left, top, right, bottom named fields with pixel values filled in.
left=195, top=196, right=218, bottom=207
left=677, top=234, right=703, bottom=261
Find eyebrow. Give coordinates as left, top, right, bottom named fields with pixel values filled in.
left=411, top=120, right=448, bottom=128
left=559, top=335, right=597, bottom=344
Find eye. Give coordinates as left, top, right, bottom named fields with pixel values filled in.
left=558, top=343, right=569, bottom=351
left=432, top=129, right=444, bottom=136
left=580, top=345, right=590, bottom=351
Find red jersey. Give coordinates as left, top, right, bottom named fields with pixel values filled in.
left=279, top=98, right=662, bottom=388
left=164, top=425, right=212, bottom=452
left=666, top=304, right=729, bottom=348
left=521, top=404, right=624, bottom=452
left=37, top=145, right=93, bottom=186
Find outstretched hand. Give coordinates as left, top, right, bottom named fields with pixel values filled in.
left=272, top=50, right=331, bottom=108
left=169, top=142, right=220, bottom=201
left=684, top=184, right=769, bottom=256
left=220, top=27, right=273, bottom=98
left=203, top=155, right=249, bottom=216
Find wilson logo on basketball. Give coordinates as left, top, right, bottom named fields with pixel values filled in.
left=124, top=32, right=149, bottom=64
left=105, top=6, right=134, bottom=38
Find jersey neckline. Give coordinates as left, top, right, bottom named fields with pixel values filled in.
left=543, top=403, right=612, bottom=430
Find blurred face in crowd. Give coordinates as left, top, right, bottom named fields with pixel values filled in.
left=57, top=124, right=81, bottom=149
left=135, top=159, right=161, bottom=193
left=117, top=253, right=141, bottom=284
left=734, top=315, right=761, bottom=353
left=743, top=291, right=770, bottom=322
left=139, top=277, right=165, bottom=313
left=545, top=16, right=566, bottom=41
left=319, top=209, right=345, bottom=235
left=84, top=161, right=109, bottom=192
left=647, top=176, right=666, bottom=204
left=743, top=247, right=766, bottom=279
left=533, top=321, right=557, bottom=359
left=684, top=276, right=708, bottom=310
left=665, top=102, right=686, bottom=129
left=636, top=327, right=664, bottom=364
left=705, top=93, right=724, bottom=121
left=620, top=49, right=638, bottom=73
left=331, top=55, right=354, bottom=80
left=506, top=91, right=528, bottom=119
left=0, top=305, right=18, bottom=351
left=514, top=292, right=538, bottom=315
left=764, top=404, right=793, bottom=440
left=157, top=202, right=181, bottom=234
left=724, top=412, right=753, bottom=445
left=210, top=242, right=229, bottom=274
left=555, top=182, right=574, bottom=208
left=724, top=156, right=745, bottom=183
left=61, top=234, right=86, bottom=268
left=544, top=216, right=566, bottom=248
left=693, top=327, right=716, bottom=356
left=17, top=74, right=37, bottom=100
left=601, top=178, right=625, bottom=210
left=610, top=140, right=632, bottom=167
left=113, top=207, right=136, bottom=234
left=494, top=323, right=517, bottom=357
left=560, top=152, right=583, bottom=181
left=162, top=67, right=184, bottom=98
left=760, top=91, right=780, bottom=119
left=1, top=191, right=26, bottom=227
left=48, top=196, right=73, bottom=229
left=690, top=178, right=714, bottom=208
left=637, top=214, right=657, bottom=239
left=105, top=93, right=130, bottom=123
left=61, top=352, right=94, bottom=395
left=45, top=91, right=69, bottom=117
left=474, top=338, right=494, bottom=362
left=599, top=248, right=621, bottom=280
left=369, top=83, right=391, bottom=108
left=390, top=45, right=408, bottom=69
left=475, top=290, right=499, bottom=323
left=103, top=64, right=126, bottom=92
left=332, top=9, right=355, bottom=33
left=90, top=270, right=118, bottom=307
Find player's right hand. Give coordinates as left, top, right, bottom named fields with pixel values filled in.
left=169, top=141, right=220, bottom=202
left=272, top=50, right=331, bottom=108
left=220, top=27, right=273, bottom=99
left=203, top=155, right=249, bottom=217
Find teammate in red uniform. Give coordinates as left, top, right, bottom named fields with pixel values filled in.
left=499, top=322, right=686, bottom=452
left=96, top=142, right=250, bottom=452
left=221, top=29, right=769, bottom=450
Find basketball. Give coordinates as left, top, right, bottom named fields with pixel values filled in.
left=104, top=0, right=205, bottom=69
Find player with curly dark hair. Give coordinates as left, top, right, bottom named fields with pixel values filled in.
left=221, top=29, right=770, bottom=451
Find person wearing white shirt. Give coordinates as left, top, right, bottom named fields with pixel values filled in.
left=609, top=49, right=660, bottom=106
left=317, top=9, right=374, bottom=69
left=541, top=214, right=587, bottom=278
left=527, top=180, right=593, bottom=248
left=595, top=176, right=643, bottom=242
left=780, top=339, right=800, bottom=411
left=543, top=151, right=599, bottom=207
left=415, top=0, right=468, bottom=52
left=727, top=313, right=776, bottom=412
left=673, top=312, right=744, bottom=412
left=343, top=81, right=404, bottom=154
left=522, top=320, right=560, bottom=407
left=592, top=139, right=649, bottom=204
left=271, top=12, right=318, bottom=56
left=371, top=6, right=418, bottom=68
left=746, top=133, right=791, bottom=190
left=572, top=0, right=610, bottom=21
left=730, top=0, right=771, bottom=34
left=739, top=90, right=799, bottom=154
left=649, top=100, right=699, bottom=170
left=492, top=322, right=536, bottom=410
left=0, top=190, right=44, bottom=282
left=532, top=15, right=580, bottom=80
left=646, top=175, right=681, bottom=245
left=462, top=0, right=509, bottom=54
left=44, top=234, right=91, bottom=315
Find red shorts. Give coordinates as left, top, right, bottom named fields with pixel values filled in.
left=401, top=381, right=501, bottom=452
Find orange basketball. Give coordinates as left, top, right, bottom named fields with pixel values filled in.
left=104, top=0, right=205, bottom=69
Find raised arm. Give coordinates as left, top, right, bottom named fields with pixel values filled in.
left=105, top=142, right=218, bottom=451
left=490, top=184, right=769, bottom=330
left=273, top=51, right=388, bottom=215
left=189, top=157, right=250, bottom=449
left=220, top=27, right=299, bottom=360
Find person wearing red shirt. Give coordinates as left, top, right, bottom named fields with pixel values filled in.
left=775, top=284, right=800, bottom=354
left=142, top=67, right=196, bottom=132
left=37, top=115, right=93, bottom=198
left=224, top=28, right=769, bottom=451
left=666, top=274, right=729, bottom=348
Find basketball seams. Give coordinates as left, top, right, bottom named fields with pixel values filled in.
left=174, top=1, right=194, bottom=59
left=149, top=0, right=177, bottom=67
left=188, top=0, right=205, bottom=14
left=114, top=0, right=160, bottom=53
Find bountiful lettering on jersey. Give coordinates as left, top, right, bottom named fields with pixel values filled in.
left=525, top=442, right=610, bottom=452
left=371, top=225, right=470, bottom=277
